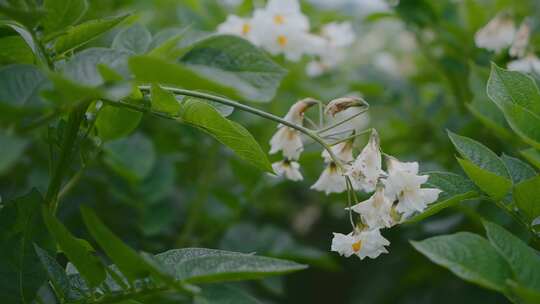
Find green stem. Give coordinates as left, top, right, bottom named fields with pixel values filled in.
left=45, top=103, right=88, bottom=212
left=317, top=107, right=369, bottom=135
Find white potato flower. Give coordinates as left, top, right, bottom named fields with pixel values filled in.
left=474, top=14, right=516, bottom=53
left=272, top=160, right=303, bottom=181
left=253, top=0, right=309, bottom=31
left=509, top=21, right=531, bottom=58
left=311, top=162, right=348, bottom=195
left=322, top=141, right=354, bottom=163
left=217, top=15, right=258, bottom=43
left=350, top=187, right=395, bottom=229
left=346, top=130, right=383, bottom=192
left=269, top=100, right=316, bottom=160
left=508, top=53, right=540, bottom=76
left=384, top=158, right=441, bottom=218
left=321, top=22, right=355, bottom=48
left=331, top=229, right=390, bottom=260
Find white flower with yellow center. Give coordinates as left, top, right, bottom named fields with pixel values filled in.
left=509, top=21, right=531, bottom=58
left=272, top=160, right=303, bottom=181
left=350, top=187, right=395, bottom=229
left=311, top=162, right=347, bottom=195
left=306, top=22, right=355, bottom=76
left=508, top=53, right=540, bottom=76
left=383, top=158, right=441, bottom=218
left=331, top=229, right=390, bottom=259
left=269, top=100, right=316, bottom=160
left=474, top=14, right=516, bottom=53
left=217, top=15, right=257, bottom=43
left=346, top=130, right=383, bottom=192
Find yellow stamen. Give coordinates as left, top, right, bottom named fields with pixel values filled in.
left=274, top=15, right=285, bottom=25
left=277, top=35, right=288, bottom=47
left=242, top=23, right=251, bottom=36
left=352, top=241, right=362, bottom=252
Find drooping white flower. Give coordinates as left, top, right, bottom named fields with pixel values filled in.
left=383, top=157, right=441, bottom=218
left=311, top=162, right=347, bottom=195
left=346, top=130, right=383, bottom=192
left=350, top=187, right=395, bottom=229
left=217, top=15, right=257, bottom=43
left=331, top=229, right=390, bottom=260
left=509, top=21, right=531, bottom=58
left=322, top=141, right=354, bottom=163
left=508, top=53, right=540, bottom=76
left=272, top=160, right=303, bottom=181
left=474, top=14, right=516, bottom=53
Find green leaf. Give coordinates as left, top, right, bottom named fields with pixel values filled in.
left=103, top=133, right=155, bottom=182
left=521, top=148, right=540, bottom=170
left=80, top=206, right=152, bottom=282
left=129, top=55, right=238, bottom=98
left=483, top=221, right=540, bottom=292
left=34, top=244, right=71, bottom=302
left=0, top=5, right=45, bottom=28
left=514, top=176, right=540, bottom=223
left=42, top=207, right=106, bottom=288
left=0, top=64, right=48, bottom=110
left=54, top=14, right=128, bottom=55
left=195, top=285, right=261, bottom=304
left=96, top=103, right=142, bottom=142
left=411, top=232, right=512, bottom=292
left=179, top=99, right=272, bottom=172
left=457, top=158, right=512, bottom=200
left=43, top=0, right=88, bottom=34
left=501, top=154, right=536, bottom=184
left=507, top=281, right=540, bottom=304
left=155, top=248, right=307, bottom=283
left=406, top=172, right=479, bottom=223
left=180, top=35, right=287, bottom=102
left=487, top=64, right=540, bottom=149
left=0, top=36, right=34, bottom=64
left=150, top=84, right=181, bottom=115
left=0, top=132, right=28, bottom=175
left=112, top=23, right=152, bottom=54
left=0, top=190, right=54, bottom=304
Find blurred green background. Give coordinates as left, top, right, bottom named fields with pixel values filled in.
left=2, top=0, right=540, bottom=303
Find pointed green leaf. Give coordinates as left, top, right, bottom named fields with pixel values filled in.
left=179, top=99, right=272, bottom=172
left=150, top=84, right=181, bottom=115
left=514, top=176, right=540, bottom=223
left=112, top=24, right=152, bottom=54
left=103, top=133, right=155, bottom=182
left=0, top=132, right=28, bottom=175
left=96, top=104, right=143, bottom=142
left=502, top=154, right=536, bottom=184
left=34, top=244, right=71, bottom=301
left=483, top=221, right=540, bottom=292
left=411, top=232, right=512, bottom=292
left=42, top=207, right=106, bottom=288
left=457, top=158, right=512, bottom=200
left=521, top=148, right=540, bottom=170
left=0, top=64, right=48, bottom=111
left=43, top=0, right=88, bottom=34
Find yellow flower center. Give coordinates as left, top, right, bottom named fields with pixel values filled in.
left=352, top=241, right=362, bottom=252
left=277, top=35, right=288, bottom=47
left=242, top=23, right=251, bottom=35
left=274, top=14, right=285, bottom=25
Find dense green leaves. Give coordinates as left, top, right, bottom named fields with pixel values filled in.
left=179, top=99, right=272, bottom=172
left=155, top=248, right=307, bottom=283
left=0, top=132, right=28, bottom=175
left=411, top=232, right=512, bottom=292
left=42, top=207, right=106, bottom=288
left=54, top=15, right=129, bottom=55
left=448, top=131, right=511, bottom=199
left=61, top=48, right=130, bottom=86
left=43, top=0, right=88, bottom=34
left=103, top=133, right=155, bottom=182
left=487, top=64, right=540, bottom=149
left=0, top=190, right=53, bottom=304
left=180, top=35, right=287, bottom=102
left=483, top=221, right=540, bottom=292
left=0, top=64, right=48, bottom=110
left=513, top=176, right=540, bottom=223
left=151, top=84, right=181, bottom=115
left=113, top=23, right=152, bottom=54
left=34, top=244, right=73, bottom=302
left=406, top=172, right=478, bottom=223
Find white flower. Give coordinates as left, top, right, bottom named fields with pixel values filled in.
left=254, top=0, right=309, bottom=31
left=350, top=187, right=395, bottom=229
left=306, top=22, right=355, bottom=76
left=311, top=162, right=347, bottom=195
left=272, top=160, right=303, bottom=181
left=217, top=15, right=257, bottom=43
left=331, top=229, right=390, bottom=259
left=508, top=54, right=540, bottom=76
left=269, top=100, right=316, bottom=160
left=509, top=21, right=531, bottom=58
left=474, top=14, right=516, bottom=53
left=321, top=22, right=355, bottom=48
left=322, top=141, right=354, bottom=163
left=384, top=158, right=441, bottom=218
left=346, top=130, right=383, bottom=192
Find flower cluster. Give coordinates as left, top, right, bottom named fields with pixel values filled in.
left=475, top=15, right=539, bottom=76
left=269, top=97, right=441, bottom=260
left=216, top=0, right=355, bottom=76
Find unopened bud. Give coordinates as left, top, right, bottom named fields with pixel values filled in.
left=325, top=96, right=368, bottom=116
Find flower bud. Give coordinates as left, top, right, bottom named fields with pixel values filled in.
left=325, top=96, right=368, bottom=117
